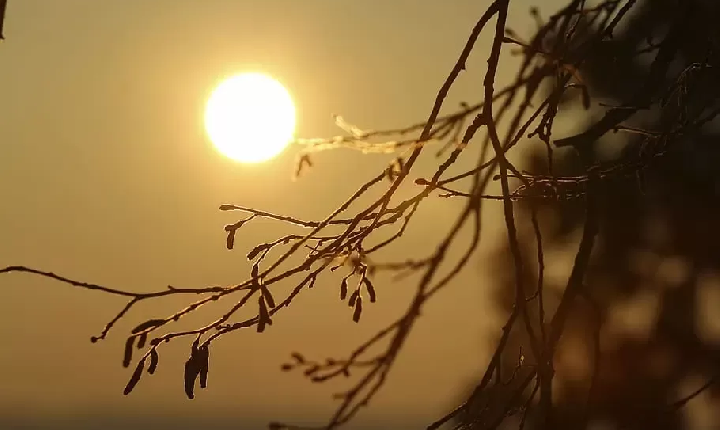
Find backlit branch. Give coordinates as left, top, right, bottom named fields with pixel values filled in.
left=4, top=0, right=720, bottom=429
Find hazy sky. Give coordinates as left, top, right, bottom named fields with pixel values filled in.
left=0, top=1, right=566, bottom=429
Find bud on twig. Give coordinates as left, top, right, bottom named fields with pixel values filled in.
left=123, top=357, right=145, bottom=395
left=352, top=296, right=363, bottom=323
left=340, top=277, right=349, bottom=300
left=348, top=290, right=359, bottom=307
left=363, top=277, right=377, bottom=303
left=123, top=337, right=135, bottom=368
left=148, top=349, right=159, bottom=374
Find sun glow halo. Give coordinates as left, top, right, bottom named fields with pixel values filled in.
left=205, top=73, right=296, bottom=163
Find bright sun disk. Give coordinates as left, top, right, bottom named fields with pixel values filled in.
left=205, top=72, right=296, bottom=163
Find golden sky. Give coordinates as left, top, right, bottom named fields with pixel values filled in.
left=0, top=1, right=566, bottom=429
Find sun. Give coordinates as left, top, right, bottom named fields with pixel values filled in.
left=204, top=72, right=296, bottom=163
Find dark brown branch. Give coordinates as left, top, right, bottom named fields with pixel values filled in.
left=0, top=0, right=6, bottom=40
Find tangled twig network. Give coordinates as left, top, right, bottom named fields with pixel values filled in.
left=4, top=0, right=720, bottom=429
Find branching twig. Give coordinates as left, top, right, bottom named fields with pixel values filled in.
left=3, top=1, right=716, bottom=429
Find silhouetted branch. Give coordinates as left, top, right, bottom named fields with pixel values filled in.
left=0, top=0, right=6, bottom=40
left=4, top=0, right=719, bottom=429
